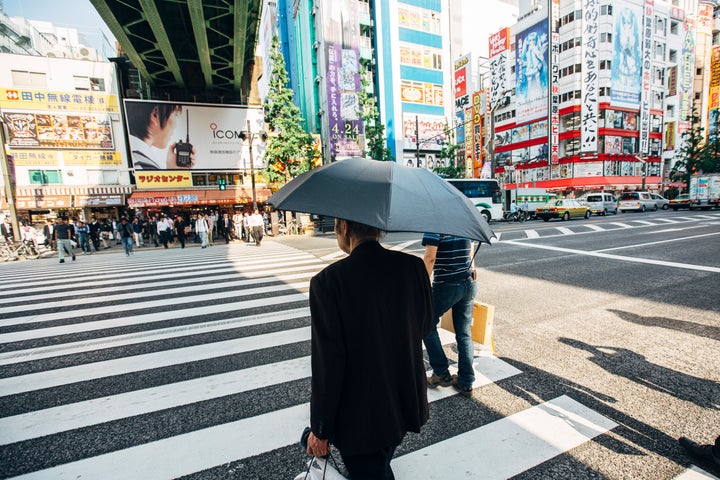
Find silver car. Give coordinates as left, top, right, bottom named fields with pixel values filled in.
left=618, top=191, right=657, bottom=212
left=650, top=193, right=670, bottom=210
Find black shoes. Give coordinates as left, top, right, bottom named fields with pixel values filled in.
left=679, top=437, right=720, bottom=469
left=59, top=259, right=65, bottom=263
left=453, top=380, right=473, bottom=397
left=72, top=254, right=76, bottom=261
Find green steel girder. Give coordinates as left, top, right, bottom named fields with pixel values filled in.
left=89, top=0, right=262, bottom=99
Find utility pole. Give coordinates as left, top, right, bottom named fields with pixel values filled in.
left=0, top=120, right=20, bottom=241
left=415, top=115, right=420, bottom=167
left=247, top=120, right=257, bottom=211
left=635, top=154, right=647, bottom=190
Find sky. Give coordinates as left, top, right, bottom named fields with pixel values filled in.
left=1, top=0, right=116, bottom=58
left=461, top=0, right=519, bottom=59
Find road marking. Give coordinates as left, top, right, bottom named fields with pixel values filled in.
left=525, top=229, right=540, bottom=239
left=585, top=225, right=605, bottom=232
left=595, top=232, right=720, bottom=252
left=503, top=239, right=720, bottom=273
left=609, top=222, right=633, bottom=228
left=393, top=395, right=617, bottom=479
left=320, top=250, right=346, bottom=260
left=673, top=466, right=720, bottom=480
left=390, top=240, right=418, bottom=251
left=633, top=220, right=656, bottom=226
left=555, top=227, right=575, bottom=235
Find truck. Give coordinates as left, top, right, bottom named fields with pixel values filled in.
left=689, top=173, right=720, bottom=210
left=505, top=188, right=557, bottom=219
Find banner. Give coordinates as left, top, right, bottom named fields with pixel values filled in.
left=680, top=17, right=695, bottom=121
left=611, top=3, right=643, bottom=108
left=581, top=0, right=600, bottom=153
left=2, top=111, right=114, bottom=149
left=124, top=100, right=264, bottom=171
left=516, top=20, right=549, bottom=123
left=0, top=88, right=119, bottom=113
left=323, top=0, right=363, bottom=159
left=549, top=0, right=560, bottom=163
left=489, top=28, right=510, bottom=109
left=401, top=114, right=446, bottom=151
left=639, top=0, right=654, bottom=155
left=135, top=171, right=193, bottom=189
left=454, top=54, right=471, bottom=145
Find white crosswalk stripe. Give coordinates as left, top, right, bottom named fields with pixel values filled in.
left=0, top=240, right=624, bottom=479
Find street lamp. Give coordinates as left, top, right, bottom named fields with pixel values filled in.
left=239, top=120, right=268, bottom=211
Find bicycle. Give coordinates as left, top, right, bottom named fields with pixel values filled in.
left=278, top=220, right=300, bottom=236
left=1, top=240, right=40, bottom=261
left=504, top=210, right=527, bottom=223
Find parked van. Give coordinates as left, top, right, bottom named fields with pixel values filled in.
left=578, top=192, right=617, bottom=216
left=618, top=191, right=657, bottom=212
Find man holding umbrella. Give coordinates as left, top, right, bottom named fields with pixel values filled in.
left=305, top=218, right=434, bottom=479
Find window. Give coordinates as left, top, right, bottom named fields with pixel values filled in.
left=669, top=49, right=677, bottom=62
left=601, top=5, right=613, bottom=15
left=560, top=112, right=581, bottom=133
left=670, top=21, right=678, bottom=35
left=667, top=105, right=675, bottom=116
left=600, top=32, right=612, bottom=43
left=11, top=70, right=48, bottom=88
left=655, top=17, right=666, bottom=36
left=697, top=68, right=703, bottom=76
left=654, top=42, right=665, bottom=61
left=654, top=67, right=665, bottom=86
left=600, top=87, right=611, bottom=96
left=192, top=173, right=207, bottom=186
left=600, top=60, right=612, bottom=70
left=29, top=170, right=62, bottom=184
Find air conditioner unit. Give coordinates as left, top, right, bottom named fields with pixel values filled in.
left=74, top=45, right=97, bottom=61
left=47, top=45, right=70, bottom=58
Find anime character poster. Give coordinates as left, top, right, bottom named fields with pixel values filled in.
left=515, top=21, right=549, bottom=124
left=610, top=3, right=643, bottom=108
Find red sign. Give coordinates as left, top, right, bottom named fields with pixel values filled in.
left=488, top=28, right=510, bottom=57
left=454, top=68, right=467, bottom=98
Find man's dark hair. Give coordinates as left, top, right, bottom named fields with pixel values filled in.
left=127, top=102, right=182, bottom=139
left=339, top=219, right=383, bottom=239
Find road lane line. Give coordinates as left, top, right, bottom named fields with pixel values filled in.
left=503, top=239, right=720, bottom=273
left=393, top=395, right=617, bottom=479
left=673, top=466, right=720, bottom=480
left=525, top=229, right=540, bottom=239
left=609, top=222, right=633, bottom=228
left=585, top=225, right=605, bottom=232
left=594, top=232, right=720, bottom=252
left=555, top=227, right=575, bottom=235
left=390, top=240, right=418, bottom=251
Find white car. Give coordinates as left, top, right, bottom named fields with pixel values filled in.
left=618, top=192, right=657, bottom=212
left=650, top=193, right=670, bottom=210
left=578, top=192, right=617, bottom=215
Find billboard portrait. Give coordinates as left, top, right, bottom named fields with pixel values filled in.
left=515, top=21, right=549, bottom=123
left=401, top=114, right=446, bottom=151
left=611, top=3, right=643, bottom=108
left=124, top=100, right=264, bottom=171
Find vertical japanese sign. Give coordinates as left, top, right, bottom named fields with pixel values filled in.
left=680, top=17, right=695, bottom=122
left=516, top=20, right=549, bottom=123
left=472, top=91, right=485, bottom=173
left=323, top=0, right=363, bottom=159
left=610, top=3, right=643, bottom=108
left=709, top=46, right=720, bottom=140
left=465, top=106, right=473, bottom=176
left=639, top=0, right=654, bottom=155
left=698, top=3, right=715, bottom=139
left=581, top=0, right=599, bottom=153
left=549, top=0, right=560, bottom=163
left=454, top=54, right=471, bottom=147
left=488, top=28, right=510, bottom=108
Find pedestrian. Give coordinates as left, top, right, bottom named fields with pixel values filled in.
left=205, top=213, right=215, bottom=246
left=118, top=217, right=134, bottom=256
left=243, top=212, right=252, bottom=243
left=54, top=217, right=76, bottom=264
left=249, top=208, right=264, bottom=246
left=148, top=214, right=160, bottom=247
left=679, top=435, right=720, bottom=472
left=422, top=233, right=478, bottom=396
left=75, top=221, right=92, bottom=254
left=1, top=216, right=13, bottom=242
left=174, top=215, right=187, bottom=249
left=233, top=211, right=243, bottom=239
left=132, top=217, right=144, bottom=247
left=100, top=220, right=113, bottom=249
left=20, top=221, right=40, bottom=251
left=157, top=214, right=172, bottom=248
left=305, top=218, right=433, bottom=479
left=220, top=213, right=233, bottom=244
left=195, top=213, right=209, bottom=248
left=88, top=217, right=100, bottom=251
left=112, top=218, right=121, bottom=244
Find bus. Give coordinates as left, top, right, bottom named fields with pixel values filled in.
left=446, top=179, right=504, bottom=222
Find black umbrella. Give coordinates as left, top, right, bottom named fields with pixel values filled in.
left=267, top=157, right=495, bottom=244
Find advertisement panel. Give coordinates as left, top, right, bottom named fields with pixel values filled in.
left=401, top=114, right=446, bottom=151
left=2, top=111, right=114, bottom=149
left=707, top=45, right=720, bottom=140
left=680, top=18, right=695, bottom=121
left=0, top=88, right=119, bottom=113
left=611, top=3, right=643, bottom=108
left=136, top=171, right=193, bottom=189
left=639, top=0, right=654, bottom=155
left=515, top=20, right=549, bottom=123
left=124, top=100, right=264, bottom=171
left=574, top=162, right=603, bottom=177
left=549, top=0, right=560, bottom=163
left=454, top=54, right=471, bottom=145
left=581, top=0, right=600, bottom=153
left=323, top=0, right=363, bottom=159
left=489, top=28, right=510, bottom=109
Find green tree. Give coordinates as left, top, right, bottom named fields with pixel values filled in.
left=262, top=35, right=315, bottom=183
left=669, top=105, right=720, bottom=186
left=433, top=124, right=465, bottom=178
left=358, top=65, right=392, bottom=161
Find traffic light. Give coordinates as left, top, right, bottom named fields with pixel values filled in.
left=218, top=178, right=226, bottom=191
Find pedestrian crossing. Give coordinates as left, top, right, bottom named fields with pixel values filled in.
left=0, top=241, right=711, bottom=479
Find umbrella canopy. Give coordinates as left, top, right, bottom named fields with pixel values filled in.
left=267, top=157, right=495, bottom=244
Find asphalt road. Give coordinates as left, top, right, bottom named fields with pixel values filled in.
left=0, top=209, right=718, bottom=479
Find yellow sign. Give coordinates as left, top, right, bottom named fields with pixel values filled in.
left=10, top=150, right=59, bottom=166
left=64, top=151, right=122, bottom=165
left=0, top=88, right=119, bottom=113
left=135, top=171, right=193, bottom=189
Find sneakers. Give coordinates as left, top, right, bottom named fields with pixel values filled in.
left=679, top=437, right=720, bottom=469
left=71, top=254, right=76, bottom=261
left=59, top=259, right=65, bottom=263
left=427, top=371, right=455, bottom=388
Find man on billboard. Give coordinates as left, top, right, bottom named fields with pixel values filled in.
left=127, top=102, right=196, bottom=170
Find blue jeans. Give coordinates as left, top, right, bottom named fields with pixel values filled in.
left=78, top=233, right=91, bottom=253
left=423, top=278, right=477, bottom=388
left=122, top=236, right=133, bottom=255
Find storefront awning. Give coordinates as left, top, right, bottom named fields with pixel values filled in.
left=505, top=176, right=662, bottom=191
left=127, top=187, right=272, bottom=208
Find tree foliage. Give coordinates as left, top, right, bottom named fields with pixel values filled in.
left=670, top=105, right=720, bottom=186
left=358, top=65, right=392, bottom=161
left=262, top=35, right=315, bottom=183
left=433, top=125, right=465, bottom=178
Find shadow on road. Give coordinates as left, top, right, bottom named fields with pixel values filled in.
left=608, top=309, right=720, bottom=342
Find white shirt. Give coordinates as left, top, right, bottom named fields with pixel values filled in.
left=129, top=135, right=163, bottom=170
left=195, top=218, right=209, bottom=233
left=249, top=213, right=264, bottom=227
left=157, top=218, right=172, bottom=233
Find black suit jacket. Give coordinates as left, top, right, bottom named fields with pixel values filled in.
left=309, top=240, right=433, bottom=455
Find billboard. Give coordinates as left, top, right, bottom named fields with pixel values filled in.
left=2, top=111, right=114, bottom=150
left=489, top=28, right=511, bottom=109
left=639, top=0, right=654, bottom=155
left=581, top=0, right=600, bottom=153
left=323, top=0, right=363, bottom=159
left=610, top=3, right=643, bottom=108
left=515, top=20, right=549, bottom=123
left=401, top=114, right=446, bottom=151
left=124, top=100, right=264, bottom=171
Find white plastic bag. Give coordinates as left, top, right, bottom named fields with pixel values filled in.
left=294, top=456, right=348, bottom=480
